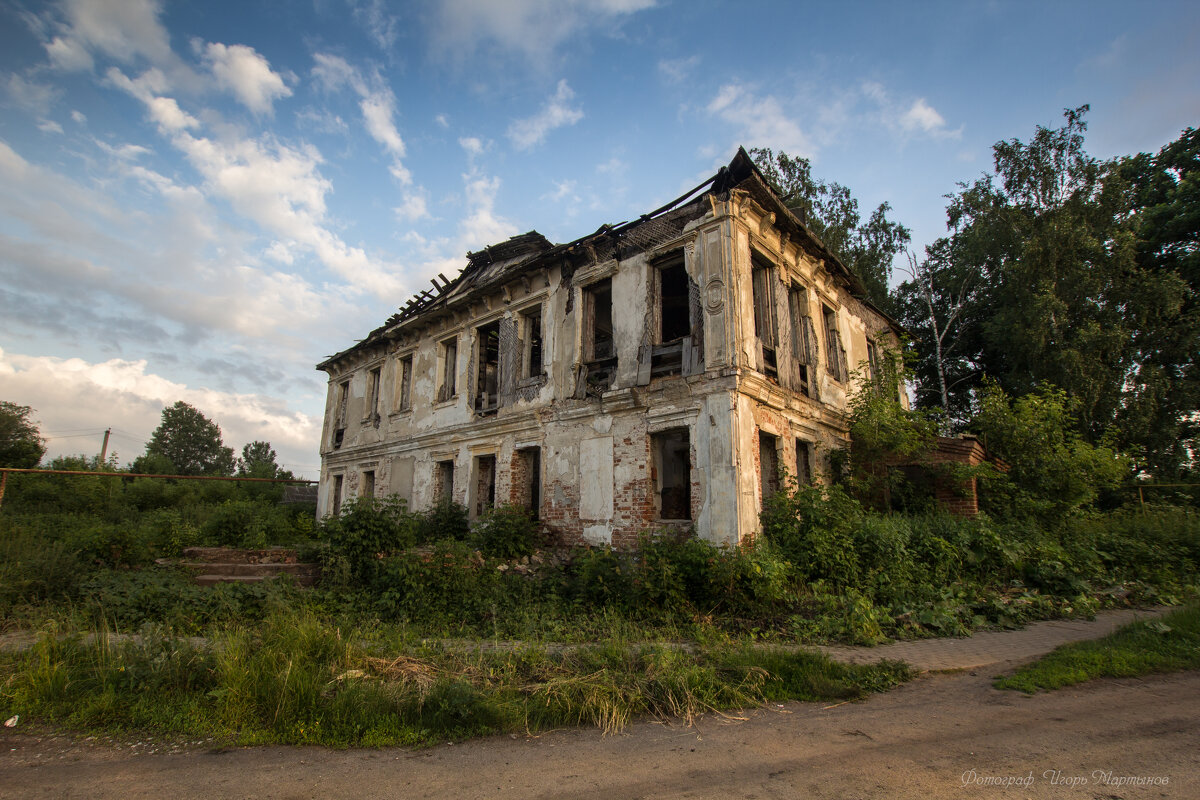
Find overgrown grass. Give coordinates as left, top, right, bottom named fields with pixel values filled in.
left=995, top=604, right=1200, bottom=693
left=0, top=610, right=911, bottom=747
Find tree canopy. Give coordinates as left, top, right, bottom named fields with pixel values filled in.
left=895, top=108, right=1199, bottom=478
left=237, top=440, right=293, bottom=480
left=140, top=401, right=235, bottom=476
left=0, top=401, right=46, bottom=469
left=750, top=147, right=911, bottom=313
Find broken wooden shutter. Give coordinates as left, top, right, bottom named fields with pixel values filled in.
left=683, top=277, right=704, bottom=376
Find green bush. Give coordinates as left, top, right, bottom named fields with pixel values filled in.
left=470, top=504, right=540, bottom=559
left=319, top=496, right=420, bottom=584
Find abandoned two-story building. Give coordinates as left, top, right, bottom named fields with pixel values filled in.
left=315, top=148, right=905, bottom=547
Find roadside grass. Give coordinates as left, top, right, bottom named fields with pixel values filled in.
left=995, top=604, right=1200, bottom=693
left=0, top=610, right=913, bottom=747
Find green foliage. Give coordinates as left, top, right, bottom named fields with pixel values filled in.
left=470, top=503, right=540, bottom=559
left=0, top=401, right=46, bottom=468
left=972, top=383, right=1127, bottom=524
left=996, top=604, right=1200, bottom=693
left=896, top=111, right=1198, bottom=481
left=762, top=483, right=864, bottom=587
left=141, top=401, right=235, bottom=476
left=318, top=496, right=420, bottom=584
left=237, top=441, right=293, bottom=480
left=751, top=147, right=911, bottom=312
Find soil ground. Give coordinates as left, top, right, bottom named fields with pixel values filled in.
left=2, top=610, right=1196, bottom=799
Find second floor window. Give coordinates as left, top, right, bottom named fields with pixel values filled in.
left=751, top=256, right=778, bottom=380
left=396, top=354, right=412, bottom=412
left=476, top=321, right=500, bottom=413
left=823, top=305, right=848, bottom=382
left=437, top=336, right=458, bottom=402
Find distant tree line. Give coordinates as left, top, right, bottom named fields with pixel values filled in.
left=0, top=399, right=291, bottom=480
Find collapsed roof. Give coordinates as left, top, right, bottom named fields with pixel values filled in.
left=317, top=147, right=875, bottom=372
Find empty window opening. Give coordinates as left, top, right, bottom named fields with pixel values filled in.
left=331, top=474, right=344, bottom=515
left=476, top=321, right=500, bottom=413
left=437, top=337, right=458, bottom=402
left=522, top=308, right=545, bottom=380
left=823, top=306, right=847, bottom=382
left=789, top=284, right=816, bottom=397
left=366, top=366, right=382, bottom=422
left=652, top=260, right=690, bottom=378
left=752, top=257, right=778, bottom=380
left=396, top=354, right=412, bottom=412
left=515, top=447, right=541, bottom=519
left=795, top=440, right=812, bottom=486
left=652, top=428, right=692, bottom=521
left=582, top=279, right=616, bottom=394
left=361, top=470, right=375, bottom=498
left=759, top=431, right=780, bottom=502
left=474, top=454, right=497, bottom=517
left=333, top=379, right=349, bottom=449
left=434, top=460, right=455, bottom=503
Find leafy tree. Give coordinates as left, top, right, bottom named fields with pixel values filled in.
left=838, top=348, right=940, bottom=510
left=896, top=106, right=1200, bottom=480
left=972, top=383, right=1126, bottom=524
left=0, top=401, right=46, bottom=468
left=1113, top=128, right=1200, bottom=478
left=141, top=401, right=235, bottom=476
left=751, top=147, right=911, bottom=312
left=237, top=440, right=293, bottom=480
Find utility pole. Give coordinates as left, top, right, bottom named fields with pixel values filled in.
left=99, top=428, right=111, bottom=464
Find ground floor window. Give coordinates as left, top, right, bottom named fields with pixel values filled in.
left=361, top=470, right=375, bottom=498
left=652, top=428, right=692, bottom=521
left=331, top=474, right=343, bottom=515
left=474, top=454, right=496, bottom=517
left=514, top=447, right=541, bottom=519
left=759, top=431, right=780, bottom=502
left=434, top=460, right=454, bottom=503
left=795, top=439, right=812, bottom=485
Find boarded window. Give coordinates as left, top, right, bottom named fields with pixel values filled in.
left=331, top=474, right=343, bottom=515
left=759, top=431, right=780, bottom=501
left=361, top=470, right=375, bottom=498
left=437, top=337, right=458, bottom=402
left=795, top=439, right=812, bottom=485
left=522, top=308, right=544, bottom=379
left=474, top=454, right=496, bottom=517
left=397, top=355, right=412, bottom=412
left=475, top=321, right=500, bottom=413
left=434, top=460, right=454, bottom=503
left=751, top=257, right=778, bottom=380
left=515, top=447, right=541, bottom=519
left=652, top=428, right=692, bottom=521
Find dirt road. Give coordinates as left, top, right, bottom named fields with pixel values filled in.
left=3, top=665, right=1196, bottom=799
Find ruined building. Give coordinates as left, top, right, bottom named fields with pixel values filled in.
left=315, top=149, right=905, bottom=546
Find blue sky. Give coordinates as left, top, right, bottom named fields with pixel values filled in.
left=1, top=0, right=1197, bottom=476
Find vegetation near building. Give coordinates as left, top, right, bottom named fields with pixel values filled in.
left=0, top=401, right=46, bottom=469
left=137, top=400, right=236, bottom=476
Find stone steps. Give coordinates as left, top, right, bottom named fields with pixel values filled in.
left=164, top=547, right=321, bottom=587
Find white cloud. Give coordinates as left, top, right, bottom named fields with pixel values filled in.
left=862, top=82, right=961, bottom=141
left=458, top=169, right=519, bottom=249
left=4, top=73, right=59, bottom=116
left=71, top=109, right=87, bottom=124
left=706, top=83, right=814, bottom=156
left=428, top=0, right=656, bottom=65
left=508, top=79, right=583, bottom=150
left=435, top=113, right=449, bottom=128
left=459, top=136, right=485, bottom=157
left=202, top=42, right=292, bottom=114
left=0, top=347, right=320, bottom=475
left=38, top=120, right=65, bottom=134
left=311, top=53, right=411, bottom=184
left=348, top=0, right=401, bottom=51
left=658, top=55, right=699, bottom=84
left=395, top=192, right=430, bottom=222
